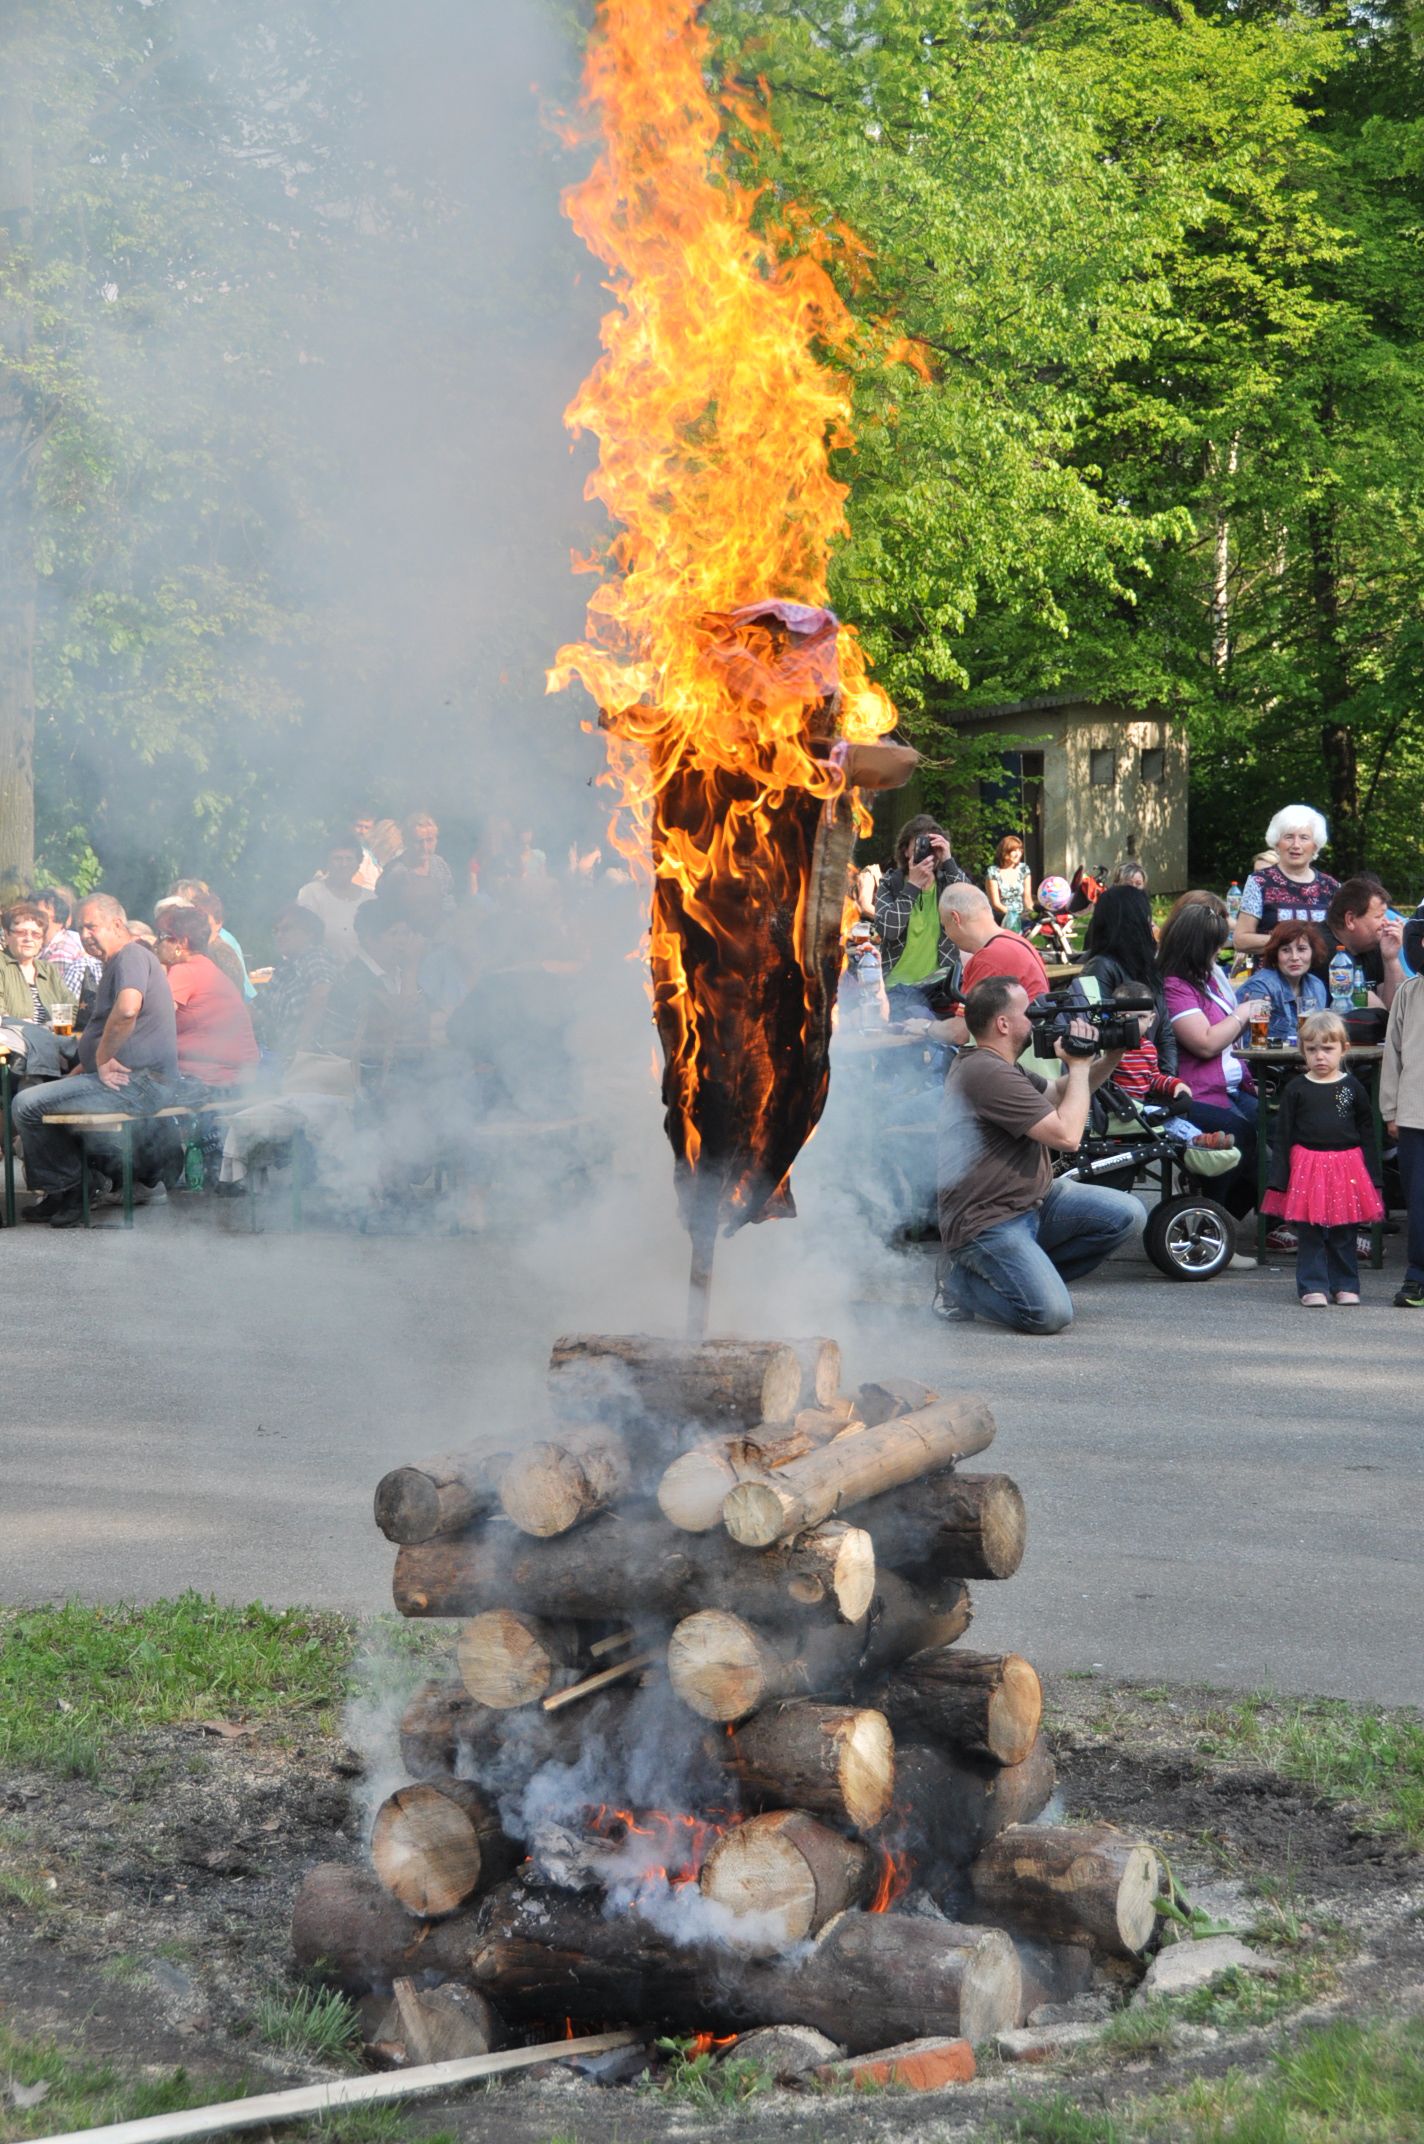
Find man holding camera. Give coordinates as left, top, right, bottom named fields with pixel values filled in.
left=936, top=976, right=1143, bottom=1333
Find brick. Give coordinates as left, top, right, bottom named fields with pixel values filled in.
left=816, top=2036, right=975, bottom=2091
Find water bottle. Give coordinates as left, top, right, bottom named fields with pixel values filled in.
left=1352, top=965, right=1368, bottom=1009
left=1226, top=881, right=1242, bottom=923
left=1328, top=950, right=1355, bottom=1011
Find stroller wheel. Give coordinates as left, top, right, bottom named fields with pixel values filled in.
left=1144, top=1193, right=1234, bottom=1282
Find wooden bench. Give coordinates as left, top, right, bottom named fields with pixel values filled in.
left=40, top=1105, right=191, bottom=1228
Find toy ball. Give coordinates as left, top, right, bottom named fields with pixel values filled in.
left=1037, top=874, right=1072, bottom=912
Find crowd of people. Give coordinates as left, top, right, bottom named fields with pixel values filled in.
left=0, top=811, right=603, bottom=1229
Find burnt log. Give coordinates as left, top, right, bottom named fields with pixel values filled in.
left=291, top=1863, right=478, bottom=1991
left=885, top=1736, right=1056, bottom=1864
left=722, top=1397, right=996, bottom=1546
left=698, top=1810, right=872, bottom=1947
left=857, top=1472, right=1027, bottom=1582
left=720, top=1701, right=895, bottom=1832
left=872, top=1650, right=1042, bottom=1767
left=547, top=1334, right=805, bottom=1429
left=971, top=1824, right=1162, bottom=1958
left=370, top=1781, right=521, bottom=1918
left=373, top=1450, right=510, bottom=1546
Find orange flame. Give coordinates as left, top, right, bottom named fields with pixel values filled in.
left=586, top=1801, right=736, bottom=1890
left=687, top=2032, right=739, bottom=2057
left=547, top=0, right=902, bottom=1233
left=869, top=1843, right=912, bottom=1914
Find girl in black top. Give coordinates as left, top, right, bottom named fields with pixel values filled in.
left=1262, top=1011, right=1383, bottom=1305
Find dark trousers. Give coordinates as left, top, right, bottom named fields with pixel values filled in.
left=1395, top=1126, right=1424, bottom=1285
left=1177, top=1093, right=1259, bottom=1218
left=1295, top=1224, right=1359, bottom=1298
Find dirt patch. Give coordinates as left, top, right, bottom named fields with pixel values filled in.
left=1, top=1677, right=1421, bottom=2141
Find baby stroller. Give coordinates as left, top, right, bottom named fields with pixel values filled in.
left=1052, top=1080, right=1241, bottom=1282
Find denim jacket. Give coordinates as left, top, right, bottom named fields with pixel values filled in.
left=1238, top=966, right=1327, bottom=1043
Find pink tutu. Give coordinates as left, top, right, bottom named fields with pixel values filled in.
left=1261, top=1146, right=1385, bottom=1227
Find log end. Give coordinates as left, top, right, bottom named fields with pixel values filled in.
left=988, top=1656, right=1043, bottom=1768
left=722, top=1478, right=796, bottom=1548
left=836, top=1708, right=896, bottom=1832
left=499, top=1446, right=584, bottom=1538
left=657, top=1448, right=736, bottom=1533
left=667, top=1609, right=776, bottom=1723
left=457, top=1610, right=560, bottom=1709
left=956, top=1925, right=1023, bottom=2043
left=370, top=1784, right=483, bottom=1918
left=1116, top=1843, right=1164, bottom=1955
left=373, top=1467, right=440, bottom=1546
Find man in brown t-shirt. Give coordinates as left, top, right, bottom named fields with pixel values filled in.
left=937, top=977, right=1142, bottom=1332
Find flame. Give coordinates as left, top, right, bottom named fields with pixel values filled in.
left=586, top=1801, right=737, bottom=1893
left=687, top=2032, right=739, bottom=2057
left=869, top=1843, right=912, bottom=1914
left=547, top=0, right=903, bottom=1233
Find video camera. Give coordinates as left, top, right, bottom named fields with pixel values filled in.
left=1025, top=989, right=1156, bottom=1060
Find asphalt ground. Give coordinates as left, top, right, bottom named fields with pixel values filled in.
left=2, top=1186, right=1420, bottom=1705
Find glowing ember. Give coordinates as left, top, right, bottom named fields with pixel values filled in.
left=548, top=0, right=906, bottom=1261
left=586, top=1801, right=735, bottom=1892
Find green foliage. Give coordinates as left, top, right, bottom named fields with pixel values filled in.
left=254, top=1985, right=363, bottom=2066
left=0, top=1594, right=354, bottom=1771
left=652, top=2035, right=774, bottom=2110
left=1194, top=1692, right=1424, bottom=1845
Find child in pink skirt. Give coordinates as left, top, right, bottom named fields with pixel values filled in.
left=1262, top=1010, right=1383, bottom=1305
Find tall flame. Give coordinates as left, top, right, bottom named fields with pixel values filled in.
left=548, top=0, right=900, bottom=1247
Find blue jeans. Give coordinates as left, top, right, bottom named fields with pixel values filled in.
left=942, top=1178, right=1144, bottom=1335
left=12, top=1071, right=177, bottom=1194
left=1295, top=1224, right=1358, bottom=1299
left=1396, top=1127, right=1424, bottom=1285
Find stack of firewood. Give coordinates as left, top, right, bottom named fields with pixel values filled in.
left=293, top=1333, right=1163, bottom=2061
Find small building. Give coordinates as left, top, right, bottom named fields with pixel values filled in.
left=948, top=695, right=1188, bottom=892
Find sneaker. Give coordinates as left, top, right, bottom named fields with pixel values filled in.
left=933, top=1287, right=975, bottom=1324
left=45, top=1188, right=88, bottom=1229
left=1393, top=1281, right=1424, bottom=1308
left=1190, top=1131, right=1233, bottom=1150
left=1356, top=1232, right=1376, bottom=1260
left=21, top=1189, right=77, bottom=1224
left=1264, top=1226, right=1298, bottom=1253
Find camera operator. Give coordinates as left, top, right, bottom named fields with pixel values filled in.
left=936, top=976, right=1143, bottom=1333
left=874, top=816, right=968, bottom=1016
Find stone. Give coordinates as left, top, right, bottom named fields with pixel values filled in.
left=816, top=2037, right=976, bottom=2091
left=995, top=2024, right=1101, bottom=2064
left=1135, top=1935, right=1284, bottom=2004
left=1026, top=1993, right=1113, bottom=2028
left=729, top=2026, right=843, bottom=2082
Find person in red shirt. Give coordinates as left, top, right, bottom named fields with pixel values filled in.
left=154, top=906, right=259, bottom=1088
left=940, top=884, right=1050, bottom=1001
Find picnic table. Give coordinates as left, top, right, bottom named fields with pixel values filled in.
left=1240, top=1043, right=1386, bottom=1269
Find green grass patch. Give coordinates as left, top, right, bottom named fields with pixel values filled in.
left=1195, top=1695, right=1424, bottom=1845
left=254, top=1984, right=363, bottom=2065
left=650, top=2036, right=774, bottom=2110
left=0, top=2022, right=246, bottom=2143
left=0, top=1594, right=355, bottom=1772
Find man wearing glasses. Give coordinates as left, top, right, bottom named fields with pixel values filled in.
left=13, top=895, right=178, bottom=1227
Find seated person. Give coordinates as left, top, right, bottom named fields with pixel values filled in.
left=318, top=896, right=432, bottom=1094
left=1, top=902, right=70, bottom=1025
left=403, top=812, right=455, bottom=902
left=255, top=906, right=338, bottom=1067
left=1158, top=898, right=1258, bottom=1219
left=936, top=976, right=1142, bottom=1334
left=32, top=885, right=102, bottom=992
left=154, top=905, right=259, bottom=1089
left=297, top=834, right=374, bottom=963
left=1316, top=875, right=1406, bottom=1009
left=1104, top=981, right=1191, bottom=1107
left=14, top=895, right=179, bottom=1226
left=1236, top=921, right=1328, bottom=1042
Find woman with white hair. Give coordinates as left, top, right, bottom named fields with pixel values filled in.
left=1233, top=806, right=1339, bottom=959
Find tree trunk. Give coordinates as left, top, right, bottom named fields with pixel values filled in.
left=498, top=1427, right=631, bottom=1538
left=721, top=1702, right=895, bottom=1832
left=374, top=1451, right=510, bottom=1545
left=455, top=1610, right=582, bottom=1709
left=1307, top=418, right=1361, bottom=871
left=971, top=1824, right=1161, bottom=1957
left=547, top=1334, right=805, bottom=1429
left=370, top=1781, right=521, bottom=1918
left=722, top=1397, right=996, bottom=1545
left=0, top=44, right=36, bottom=882
left=698, top=1810, right=872, bottom=1948
left=871, top=1650, right=1042, bottom=1767
left=886, top=1736, right=1056, bottom=1864
left=666, top=1571, right=971, bottom=1723
left=291, top=1864, right=481, bottom=1991
left=469, top=1881, right=1021, bottom=2049
left=392, top=1511, right=875, bottom=1627
left=857, top=1472, right=1026, bottom=1582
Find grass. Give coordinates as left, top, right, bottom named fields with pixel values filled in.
left=1193, top=1693, right=1424, bottom=1844
left=651, top=2036, right=774, bottom=2111
left=254, top=1984, right=364, bottom=2065
left=0, top=1594, right=355, bottom=1772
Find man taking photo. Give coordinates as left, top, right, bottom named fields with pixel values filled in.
left=936, top=976, right=1143, bottom=1333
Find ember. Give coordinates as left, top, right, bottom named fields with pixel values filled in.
left=546, top=0, right=917, bottom=1324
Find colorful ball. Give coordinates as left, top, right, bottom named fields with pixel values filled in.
left=1037, top=874, right=1072, bottom=912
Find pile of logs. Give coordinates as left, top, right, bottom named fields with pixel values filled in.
left=293, top=1332, right=1163, bottom=2063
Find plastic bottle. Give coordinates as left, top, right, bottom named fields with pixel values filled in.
left=1328, top=950, right=1355, bottom=1011
left=1352, top=965, right=1368, bottom=1009
left=1226, top=881, right=1242, bottom=923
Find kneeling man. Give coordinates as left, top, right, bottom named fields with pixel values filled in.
left=937, top=976, right=1142, bottom=1333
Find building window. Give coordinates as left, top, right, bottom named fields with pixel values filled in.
left=1140, top=746, right=1165, bottom=784
left=1090, top=747, right=1116, bottom=787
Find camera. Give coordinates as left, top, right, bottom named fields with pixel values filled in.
left=1026, top=990, right=1155, bottom=1060
left=911, top=833, right=937, bottom=865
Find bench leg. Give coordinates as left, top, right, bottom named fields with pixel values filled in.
left=121, top=1125, right=134, bottom=1228
left=81, top=1145, right=91, bottom=1228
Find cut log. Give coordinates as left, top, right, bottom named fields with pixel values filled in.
left=398, top=1678, right=633, bottom=1783
left=656, top=1415, right=845, bottom=1534
left=292, top=1863, right=480, bottom=1991
left=872, top=1651, right=1042, bottom=1767
left=857, top=1472, right=1027, bottom=1582
left=698, top=1810, right=872, bottom=1948
left=855, top=1378, right=940, bottom=1428
left=666, top=1571, right=970, bottom=1723
left=470, top=1879, right=1020, bottom=2049
left=370, top=1781, right=520, bottom=1917
left=456, top=1610, right=580, bottom=1709
left=971, top=1824, right=1162, bottom=1957
left=885, top=1736, right=1056, bottom=1864
left=787, top=1337, right=841, bottom=1409
left=373, top=1450, right=510, bottom=1546
left=498, top=1426, right=631, bottom=1538
left=721, top=1702, right=895, bottom=1832
left=380, top=1979, right=501, bottom=2063
left=1009, top=1937, right=1093, bottom=2024
left=722, top=1396, right=996, bottom=1546
left=548, top=1334, right=804, bottom=1429
left=394, top=1511, right=875, bottom=1626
